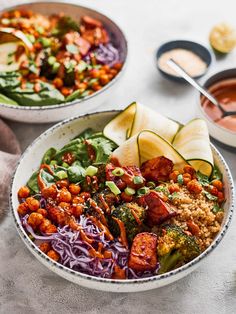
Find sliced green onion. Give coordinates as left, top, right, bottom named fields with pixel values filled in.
left=50, top=160, right=57, bottom=166
left=48, top=56, right=56, bottom=65
left=40, top=37, right=51, bottom=48
left=52, top=62, right=60, bottom=73
left=62, top=162, right=69, bottom=168
left=137, top=187, right=149, bottom=196
left=56, top=170, right=68, bottom=180
left=133, top=176, right=144, bottom=185
left=112, top=167, right=125, bottom=177
left=177, top=174, right=184, bottom=185
left=146, top=181, right=156, bottom=189
left=124, top=187, right=136, bottom=196
left=85, top=165, right=98, bottom=176
left=36, top=26, right=44, bottom=34
left=105, top=181, right=121, bottom=195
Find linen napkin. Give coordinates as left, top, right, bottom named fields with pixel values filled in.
left=0, top=119, right=21, bottom=219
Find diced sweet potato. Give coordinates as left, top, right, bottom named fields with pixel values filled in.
left=128, top=232, right=158, bottom=272
left=141, top=156, right=173, bottom=182
left=144, top=191, right=176, bottom=226
left=81, top=15, right=102, bottom=28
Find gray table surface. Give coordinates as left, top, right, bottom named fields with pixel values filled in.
left=1, top=0, right=236, bottom=313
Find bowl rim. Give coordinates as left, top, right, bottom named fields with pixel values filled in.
left=155, top=39, right=213, bottom=80
left=10, top=110, right=235, bottom=285
left=197, top=67, right=236, bottom=136
left=0, top=0, right=128, bottom=111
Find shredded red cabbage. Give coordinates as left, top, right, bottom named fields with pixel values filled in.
left=84, top=43, right=120, bottom=67
left=22, top=214, right=159, bottom=279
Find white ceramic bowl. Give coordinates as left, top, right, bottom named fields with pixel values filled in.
left=196, top=68, right=236, bottom=148
left=0, top=1, right=128, bottom=123
left=10, top=111, right=235, bottom=292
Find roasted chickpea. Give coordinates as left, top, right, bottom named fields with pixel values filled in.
left=18, top=186, right=30, bottom=199
left=57, top=188, right=72, bottom=203
left=113, top=63, right=123, bottom=71
left=217, top=192, right=225, bottom=203
left=169, top=170, right=179, bottom=182
left=90, top=68, right=100, bottom=78
left=58, top=202, right=70, bottom=211
left=47, top=249, right=60, bottom=262
left=42, top=184, right=57, bottom=199
left=80, top=192, right=91, bottom=201
left=207, top=185, right=218, bottom=196
left=17, top=202, right=29, bottom=216
left=26, top=197, right=40, bottom=211
left=28, top=212, right=44, bottom=229
left=72, top=196, right=85, bottom=204
left=69, top=184, right=81, bottom=195
left=99, top=74, right=109, bottom=85
left=212, top=180, right=223, bottom=191
left=39, top=219, right=51, bottom=233
left=72, top=204, right=84, bottom=217
left=37, top=208, right=48, bottom=217
left=44, top=224, right=57, bottom=234
left=56, top=179, right=69, bottom=188
left=39, top=242, right=51, bottom=253
left=121, top=192, right=133, bottom=202
left=60, top=87, right=73, bottom=97
left=183, top=165, right=195, bottom=177
left=183, top=173, right=192, bottom=185
left=169, top=184, right=180, bottom=194
left=53, top=77, right=63, bottom=88
left=187, top=179, right=202, bottom=194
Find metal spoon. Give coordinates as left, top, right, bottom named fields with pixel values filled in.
left=167, top=58, right=236, bottom=118
left=0, top=27, right=33, bottom=52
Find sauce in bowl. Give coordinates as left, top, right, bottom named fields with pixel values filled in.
left=201, top=78, right=236, bottom=132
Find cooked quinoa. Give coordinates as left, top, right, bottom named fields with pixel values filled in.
left=169, top=185, right=224, bottom=250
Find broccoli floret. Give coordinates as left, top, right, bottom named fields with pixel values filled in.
left=157, top=224, right=200, bottom=274
left=109, top=202, right=146, bottom=243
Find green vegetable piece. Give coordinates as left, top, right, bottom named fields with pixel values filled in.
left=0, top=92, right=18, bottom=105
left=155, top=185, right=169, bottom=195
left=109, top=202, right=146, bottom=243
left=36, top=26, right=44, bottom=34
left=157, top=225, right=200, bottom=274
left=67, top=165, right=85, bottom=183
left=26, top=34, right=35, bottom=43
left=212, top=203, right=224, bottom=214
left=203, top=191, right=218, bottom=201
left=40, top=37, right=51, bottom=48
left=112, top=167, right=125, bottom=177
left=40, top=169, right=55, bottom=187
left=177, top=174, right=184, bottom=185
left=146, top=181, right=156, bottom=189
left=62, top=162, right=69, bottom=168
left=197, top=171, right=209, bottom=186
left=0, top=72, right=21, bottom=89
left=133, top=176, right=144, bottom=185
left=137, top=187, right=149, bottom=195
left=50, top=160, right=57, bottom=166
left=48, top=56, right=56, bottom=65
left=168, top=192, right=179, bottom=201
left=85, top=165, right=98, bottom=176
left=211, top=166, right=223, bottom=181
left=65, top=89, right=81, bottom=102
left=77, top=61, right=87, bottom=73
left=105, top=181, right=121, bottom=195
left=27, top=171, right=40, bottom=193
left=41, top=147, right=57, bottom=164
left=6, top=81, right=64, bottom=106
left=66, top=44, right=79, bottom=54
left=52, top=62, right=60, bottom=73
left=55, top=170, right=68, bottom=180
left=124, top=187, right=136, bottom=196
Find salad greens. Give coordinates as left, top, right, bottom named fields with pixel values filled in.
left=26, top=128, right=117, bottom=192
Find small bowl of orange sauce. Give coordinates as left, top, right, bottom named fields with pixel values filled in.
left=198, top=68, right=236, bottom=148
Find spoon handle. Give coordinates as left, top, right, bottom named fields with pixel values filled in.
left=167, top=59, right=219, bottom=107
